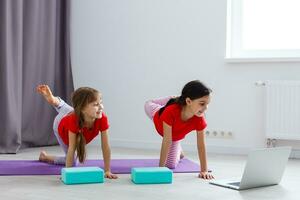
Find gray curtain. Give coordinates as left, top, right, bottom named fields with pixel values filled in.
left=0, top=0, right=74, bottom=153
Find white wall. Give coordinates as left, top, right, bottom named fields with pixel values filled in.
left=71, top=0, right=300, bottom=156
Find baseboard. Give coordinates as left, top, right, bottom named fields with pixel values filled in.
left=290, top=149, right=300, bottom=159
left=109, top=139, right=251, bottom=155
left=109, top=139, right=160, bottom=150
left=109, top=139, right=300, bottom=158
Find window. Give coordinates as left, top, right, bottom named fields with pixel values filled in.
left=226, top=0, right=300, bottom=62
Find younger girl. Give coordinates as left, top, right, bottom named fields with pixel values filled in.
left=37, top=84, right=117, bottom=179
left=144, top=80, right=214, bottom=179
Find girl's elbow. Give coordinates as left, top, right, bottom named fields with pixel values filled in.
left=102, top=144, right=111, bottom=151
left=163, top=138, right=172, bottom=146
left=163, top=133, right=172, bottom=141
left=67, top=147, right=76, bottom=154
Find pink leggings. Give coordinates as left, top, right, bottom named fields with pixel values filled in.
left=144, top=96, right=183, bottom=169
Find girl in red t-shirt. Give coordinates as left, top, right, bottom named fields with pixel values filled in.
left=144, top=80, right=214, bottom=179
left=36, top=85, right=117, bottom=179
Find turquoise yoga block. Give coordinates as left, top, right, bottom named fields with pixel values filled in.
left=131, top=167, right=173, bottom=184
left=61, top=167, right=104, bottom=185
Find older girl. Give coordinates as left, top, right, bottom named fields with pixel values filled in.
left=144, top=80, right=214, bottom=179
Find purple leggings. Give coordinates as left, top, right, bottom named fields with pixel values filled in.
left=144, top=96, right=183, bottom=169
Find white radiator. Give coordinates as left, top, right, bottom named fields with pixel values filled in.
left=264, top=80, right=300, bottom=140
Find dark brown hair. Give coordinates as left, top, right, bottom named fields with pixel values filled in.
left=71, top=87, right=100, bottom=163
left=159, top=80, right=211, bottom=116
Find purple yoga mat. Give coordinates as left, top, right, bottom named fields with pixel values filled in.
left=0, top=158, right=200, bottom=176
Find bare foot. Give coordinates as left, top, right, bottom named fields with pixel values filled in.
left=39, top=151, right=48, bottom=162
left=39, top=151, right=54, bottom=164
left=36, top=85, right=59, bottom=106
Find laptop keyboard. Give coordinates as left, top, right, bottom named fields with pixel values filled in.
left=228, top=182, right=240, bottom=186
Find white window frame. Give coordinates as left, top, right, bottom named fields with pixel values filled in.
left=225, top=0, right=300, bottom=63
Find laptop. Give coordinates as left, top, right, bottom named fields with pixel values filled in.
left=209, top=146, right=291, bottom=190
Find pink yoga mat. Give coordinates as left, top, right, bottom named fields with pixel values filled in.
left=0, top=158, right=202, bottom=176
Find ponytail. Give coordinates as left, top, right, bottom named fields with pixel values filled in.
left=76, top=131, right=86, bottom=163
left=76, top=113, right=86, bottom=163
left=158, top=96, right=185, bottom=116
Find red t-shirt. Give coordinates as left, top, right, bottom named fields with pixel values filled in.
left=58, top=112, right=109, bottom=145
left=153, top=104, right=207, bottom=141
